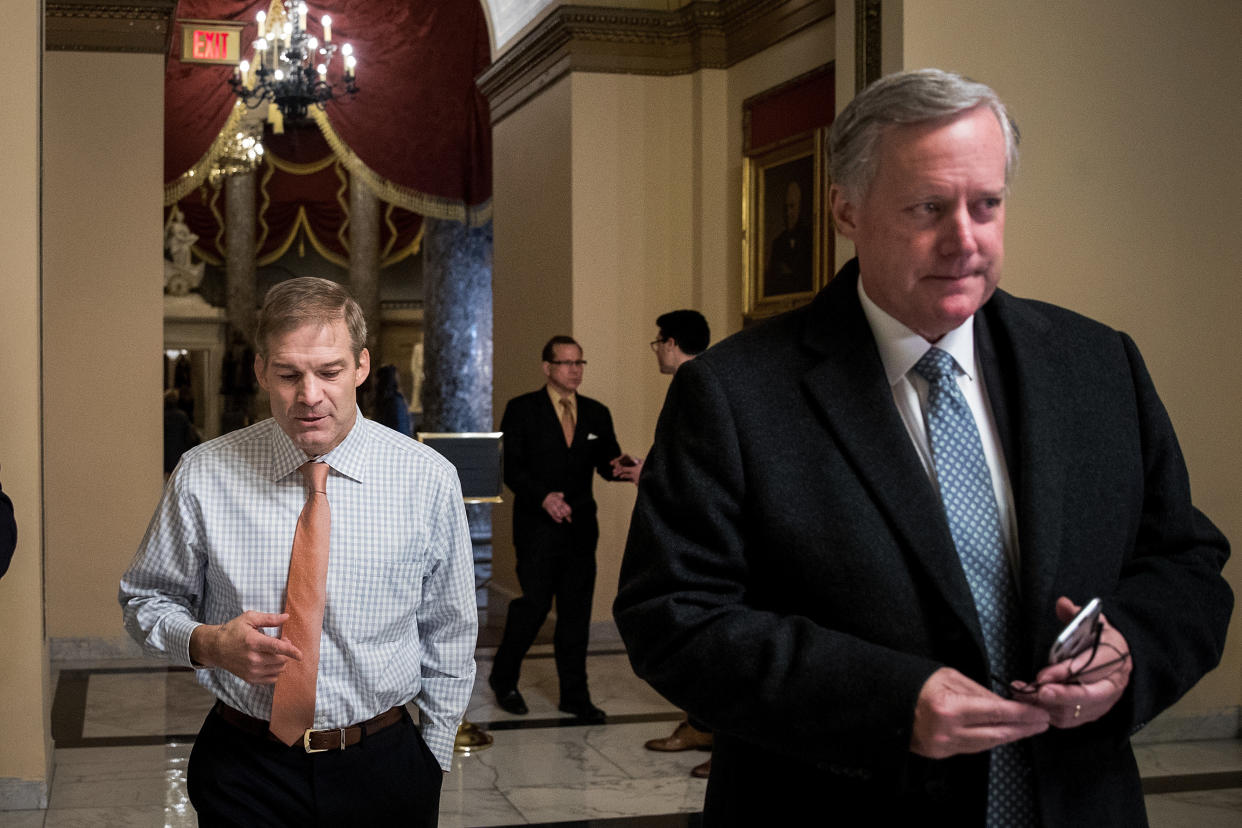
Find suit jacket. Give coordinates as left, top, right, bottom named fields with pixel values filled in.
left=614, top=260, right=1232, bottom=826
left=0, top=480, right=15, bottom=580
left=501, top=388, right=621, bottom=550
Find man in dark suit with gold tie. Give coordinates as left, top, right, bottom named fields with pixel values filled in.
left=490, top=335, right=629, bottom=722
left=614, top=69, right=1232, bottom=825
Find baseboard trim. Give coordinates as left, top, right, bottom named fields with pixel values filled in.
left=50, top=636, right=149, bottom=663
left=1132, top=705, right=1240, bottom=744
left=0, top=777, right=48, bottom=811
left=48, top=635, right=1240, bottom=745
left=591, top=618, right=623, bottom=645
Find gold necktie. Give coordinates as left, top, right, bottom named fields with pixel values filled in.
left=269, top=461, right=330, bottom=745
left=560, top=397, right=575, bottom=446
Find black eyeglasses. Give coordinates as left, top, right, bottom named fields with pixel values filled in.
left=649, top=338, right=667, bottom=351
left=992, top=621, right=1130, bottom=695
left=548, top=359, right=587, bottom=367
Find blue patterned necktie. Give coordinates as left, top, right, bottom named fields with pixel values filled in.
left=913, top=347, right=1037, bottom=827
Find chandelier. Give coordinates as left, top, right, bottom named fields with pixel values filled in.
left=209, top=121, right=265, bottom=186
left=229, top=2, right=358, bottom=125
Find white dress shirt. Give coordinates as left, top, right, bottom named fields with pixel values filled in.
left=120, top=412, right=478, bottom=769
left=857, top=279, right=1021, bottom=577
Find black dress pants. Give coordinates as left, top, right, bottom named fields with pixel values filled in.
left=188, top=705, right=442, bottom=827
left=492, top=517, right=598, bottom=704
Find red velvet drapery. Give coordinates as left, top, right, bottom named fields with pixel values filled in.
left=165, top=0, right=492, bottom=225
left=174, top=127, right=422, bottom=267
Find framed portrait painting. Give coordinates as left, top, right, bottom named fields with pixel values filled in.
left=743, top=130, right=831, bottom=319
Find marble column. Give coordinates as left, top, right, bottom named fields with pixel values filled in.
left=422, top=217, right=493, bottom=433
left=224, top=171, right=259, bottom=429
left=348, top=175, right=381, bottom=361
left=422, top=217, right=494, bottom=545
left=225, top=170, right=257, bottom=345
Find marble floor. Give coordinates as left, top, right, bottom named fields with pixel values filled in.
left=4, top=633, right=1241, bottom=827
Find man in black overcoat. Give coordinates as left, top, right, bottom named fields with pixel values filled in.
left=614, top=69, right=1232, bottom=826
left=491, top=335, right=629, bottom=722
left=0, top=474, right=15, bottom=580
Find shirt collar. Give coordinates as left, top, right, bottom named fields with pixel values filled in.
left=546, top=384, right=576, bottom=411
left=857, top=277, right=979, bottom=386
left=267, top=407, right=369, bottom=484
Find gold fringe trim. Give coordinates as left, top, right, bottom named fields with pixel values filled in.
left=164, top=103, right=246, bottom=206
left=189, top=244, right=224, bottom=267
left=381, top=233, right=421, bottom=268
left=303, top=209, right=350, bottom=268
left=379, top=204, right=423, bottom=267
left=181, top=184, right=226, bottom=266
left=166, top=101, right=493, bottom=228
left=381, top=202, right=398, bottom=260
left=257, top=205, right=350, bottom=268
left=206, top=183, right=225, bottom=264
left=256, top=158, right=275, bottom=254
left=264, top=149, right=338, bottom=176
left=311, top=107, right=492, bottom=227
left=335, top=161, right=351, bottom=256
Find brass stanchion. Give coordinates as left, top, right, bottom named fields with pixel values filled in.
left=454, top=720, right=493, bottom=754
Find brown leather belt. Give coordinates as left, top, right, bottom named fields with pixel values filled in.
left=213, top=700, right=405, bottom=753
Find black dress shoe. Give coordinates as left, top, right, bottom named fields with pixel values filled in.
left=489, top=677, right=528, bottom=715
left=495, top=689, right=528, bottom=715
left=558, top=700, right=606, bottom=724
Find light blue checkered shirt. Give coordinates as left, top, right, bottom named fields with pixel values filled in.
left=120, top=412, right=477, bottom=769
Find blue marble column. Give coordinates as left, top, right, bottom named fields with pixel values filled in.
left=422, top=217, right=494, bottom=546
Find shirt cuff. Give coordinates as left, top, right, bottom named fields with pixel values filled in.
left=161, top=615, right=203, bottom=668
left=420, top=722, right=458, bottom=772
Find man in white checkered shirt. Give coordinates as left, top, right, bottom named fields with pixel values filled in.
left=120, top=277, right=477, bottom=826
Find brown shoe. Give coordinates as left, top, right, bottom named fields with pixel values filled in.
left=691, top=757, right=711, bottom=778
left=644, top=720, right=713, bottom=752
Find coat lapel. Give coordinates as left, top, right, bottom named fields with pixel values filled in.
left=979, top=292, right=1067, bottom=667
left=799, top=266, right=987, bottom=652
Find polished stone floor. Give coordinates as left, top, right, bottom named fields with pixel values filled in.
left=4, top=632, right=1241, bottom=826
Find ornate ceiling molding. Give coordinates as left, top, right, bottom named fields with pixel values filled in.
left=46, top=0, right=178, bottom=54
left=478, top=0, right=833, bottom=124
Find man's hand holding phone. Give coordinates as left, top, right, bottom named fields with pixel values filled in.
left=611, top=454, right=644, bottom=483
left=1013, top=596, right=1133, bottom=728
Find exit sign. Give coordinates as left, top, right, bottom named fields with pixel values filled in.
left=179, top=19, right=246, bottom=65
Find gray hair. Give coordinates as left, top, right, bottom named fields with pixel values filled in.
left=828, top=68, right=1020, bottom=200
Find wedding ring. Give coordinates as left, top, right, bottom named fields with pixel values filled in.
left=1073, top=704, right=1082, bottom=719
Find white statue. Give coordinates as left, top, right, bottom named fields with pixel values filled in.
left=164, top=207, right=205, bottom=296
left=410, top=342, right=424, bottom=413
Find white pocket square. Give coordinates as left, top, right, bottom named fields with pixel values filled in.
left=587, top=433, right=598, bottom=440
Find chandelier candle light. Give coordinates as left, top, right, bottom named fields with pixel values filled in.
left=230, top=2, right=358, bottom=125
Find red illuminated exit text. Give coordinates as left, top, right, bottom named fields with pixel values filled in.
left=192, top=30, right=231, bottom=60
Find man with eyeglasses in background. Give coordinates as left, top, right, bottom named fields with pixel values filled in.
left=613, top=309, right=712, bottom=485
left=489, top=335, right=631, bottom=723
left=614, top=310, right=717, bottom=778
left=649, top=309, right=711, bottom=377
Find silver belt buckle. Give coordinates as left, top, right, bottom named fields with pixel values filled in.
left=302, top=727, right=346, bottom=753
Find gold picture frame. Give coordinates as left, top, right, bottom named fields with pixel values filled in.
left=743, top=130, right=832, bottom=320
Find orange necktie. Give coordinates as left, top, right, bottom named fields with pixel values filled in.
left=269, top=461, right=330, bottom=745
left=560, top=397, right=575, bottom=446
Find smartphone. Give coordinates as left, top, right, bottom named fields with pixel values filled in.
left=1048, top=598, right=1102, bottom=664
